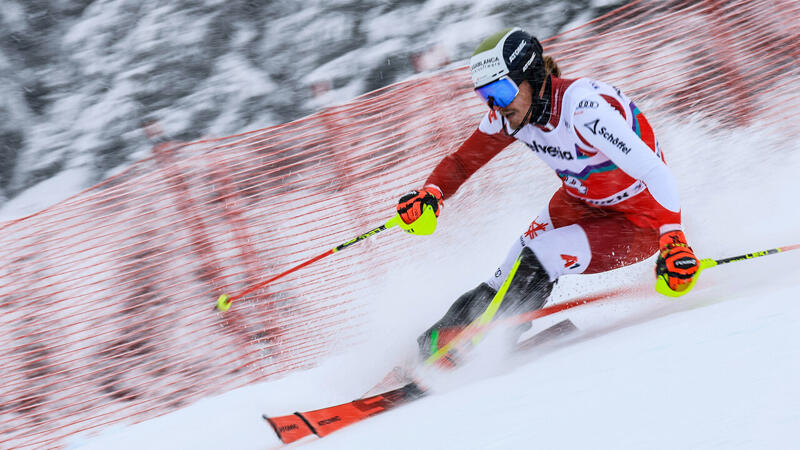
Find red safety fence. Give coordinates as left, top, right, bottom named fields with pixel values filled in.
left=1, top=0, right=797, bottom=447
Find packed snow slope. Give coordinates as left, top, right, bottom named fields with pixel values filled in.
left=68, top=117, right=800, bottom=448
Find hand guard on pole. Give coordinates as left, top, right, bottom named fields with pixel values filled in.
left=396, top=186, right=443, bottom=235
left=655, top=230, right=699, bottom=293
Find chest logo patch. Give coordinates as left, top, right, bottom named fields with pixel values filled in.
left=525, top=140, right=574, bottom=160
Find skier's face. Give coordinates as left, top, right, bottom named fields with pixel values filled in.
left=498, top=80, right=534, bottom=129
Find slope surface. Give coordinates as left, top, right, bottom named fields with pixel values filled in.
left=69, top=122, right=800, bottom=449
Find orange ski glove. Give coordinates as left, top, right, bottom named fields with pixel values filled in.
left=655, top=230, right=699, bottom=292
left=396, top=186, right=443, bottom=225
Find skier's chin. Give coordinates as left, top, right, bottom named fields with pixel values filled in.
left=506, top=115, right=523, bottom=130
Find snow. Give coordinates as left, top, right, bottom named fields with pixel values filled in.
left=2, top=2, right=798, bottom=448
left=64, top=118, right=800, bottom=449
left=66, top=261, right=800, bottom=449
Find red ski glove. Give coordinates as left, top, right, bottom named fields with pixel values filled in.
left=656, top=230, right=699, bottom=292
left=397, top=186, right=443, bottom=225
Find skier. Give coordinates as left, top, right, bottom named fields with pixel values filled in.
left=395, top=27, right=699, bottom=362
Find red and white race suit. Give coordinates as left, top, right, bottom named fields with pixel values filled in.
left=425, top=77, right=683, bottom=286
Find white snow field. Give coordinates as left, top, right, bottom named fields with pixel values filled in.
left=64, top=116, right=800, bottom=449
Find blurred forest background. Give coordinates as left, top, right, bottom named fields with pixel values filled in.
left=0, top=0, right=623, bottom=205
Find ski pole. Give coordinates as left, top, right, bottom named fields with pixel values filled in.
left=216, top=215, right=399, bottom=311
left=215, top=206, right=438, bottom=311
left=656, top=242, right=800, bottom=297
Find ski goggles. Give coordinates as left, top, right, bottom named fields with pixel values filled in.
left=475, top=76, right=519, bottom=108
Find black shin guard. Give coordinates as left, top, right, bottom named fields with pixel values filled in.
left=417, top=247, right=554, bottom=358
left=417, top=282, right=497, bottom=356
left=499, top=247, right=554, bottom=316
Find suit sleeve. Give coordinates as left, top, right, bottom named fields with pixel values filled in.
left=425, top=127, right=515, bottom=199
left=574, top=96, right=681, bottom=214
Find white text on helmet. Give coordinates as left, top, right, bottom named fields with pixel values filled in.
left=509, top=40, right=527, bottom=63
left=522, top=53, right=537, bottom=73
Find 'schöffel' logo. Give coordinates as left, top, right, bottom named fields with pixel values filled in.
left=584, top=119, right=599, bottom=135
left=583, top=120, right=631, bottom=154
left=526, top=140, right=574, bottom=160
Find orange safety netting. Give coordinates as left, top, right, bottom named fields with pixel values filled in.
left=1, top=0, right=797, bottom=447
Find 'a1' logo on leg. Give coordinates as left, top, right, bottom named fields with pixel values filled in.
left=561, top=254, right=580, bottom=269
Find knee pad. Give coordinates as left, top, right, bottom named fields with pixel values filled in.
left=500, top=247, right=554, bottom=315
left=526, top=224, right=592, bottom=279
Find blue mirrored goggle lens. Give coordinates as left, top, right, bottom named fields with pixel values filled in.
left=475, top=77, right=519, bottom=108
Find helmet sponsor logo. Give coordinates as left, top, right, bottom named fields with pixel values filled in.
left=526, top=140, right=574, bottom=160
left=522, top=53, right=536, bottom=72
left=470, top=50, right=508, bottom=87
left=577, top=100, right=599, bottom=109
left=470, top=56, right=502, bottom=73
left=509, top=40, right=527, bottom=64
left=582, top=120, right=632, bottom=154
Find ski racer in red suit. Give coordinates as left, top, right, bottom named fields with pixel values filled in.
left=395, top=28, right=699, bottom=361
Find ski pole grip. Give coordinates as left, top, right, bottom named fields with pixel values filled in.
left=655, top=258, right=717, bottom=297
left=394, top=205, right=438, bottom=236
